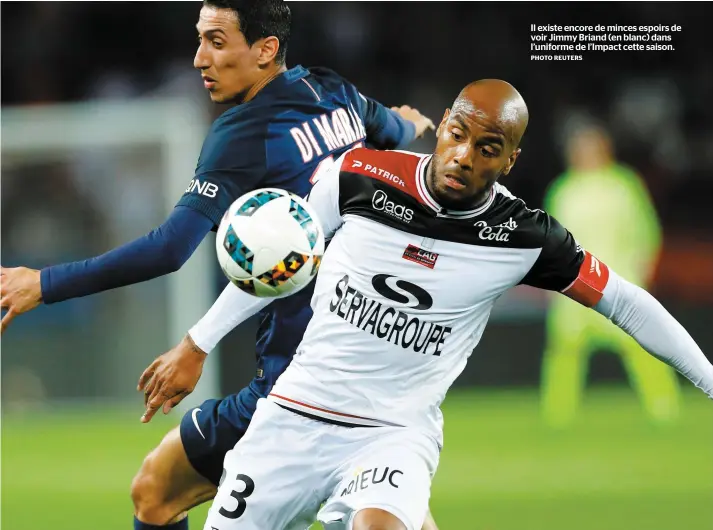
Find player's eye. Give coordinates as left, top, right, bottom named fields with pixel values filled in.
left=481, top=147, right=498, bottom=158
left=213, top=40, right=224, bottom=48
left=451, top=128, right=464, bottom=141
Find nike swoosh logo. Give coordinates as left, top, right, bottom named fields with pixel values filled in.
left=191, top=408, right=206, bottom=439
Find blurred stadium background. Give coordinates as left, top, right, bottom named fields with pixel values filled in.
left=2, top=2, right=712, bottom=529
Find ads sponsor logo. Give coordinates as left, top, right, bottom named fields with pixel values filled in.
left=474, top=217, right=518, bottom=242
left=372, top=190, right=414, bottom=223
left=329, top=274, right=451, bottom=356
left=340, top=467, right=403, bottom=497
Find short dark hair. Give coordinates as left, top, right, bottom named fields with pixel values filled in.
left=203, top=0, right=291, bottom=64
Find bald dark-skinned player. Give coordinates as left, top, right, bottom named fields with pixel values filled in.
left=427, top=79, right=528, bottom=209
left=148, top=79, right=713, bottom=530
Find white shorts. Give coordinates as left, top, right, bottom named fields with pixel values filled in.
left=202, top=398, right=440, bottom=530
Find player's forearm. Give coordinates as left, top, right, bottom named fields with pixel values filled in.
left=364, top=104, right=416, bottom=150
left=40, top=206, right=212, bottom=303
left=594, top=271, right=713, bottom=398
left=188, top=281, right=272, bottom=353
left=386, top=109, right=417, bottom=149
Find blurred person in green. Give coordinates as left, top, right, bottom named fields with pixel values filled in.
left=540, top=123, right=681, bottom=427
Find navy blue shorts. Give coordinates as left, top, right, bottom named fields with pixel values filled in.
left=180, top=384, right=261, bottom=486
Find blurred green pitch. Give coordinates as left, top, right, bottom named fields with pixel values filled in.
left=3, top=387, right=712, bottom=530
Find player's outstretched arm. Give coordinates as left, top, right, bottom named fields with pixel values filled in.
left=357, top=91, right=434, bottom=149
left=522, top=213, right=712, bottom=398
left=137, top=256, right=291, bottom=422
left=184, top=146, right=344, bottom=354
left=584, top=268, right=713, bottom=398
left=390, top=105, right=435, bottom=141
left=137, top=151, right=347, bottom=422
left=0, top=206, right=213, bottom=333
left=137, top=280, right=271, bottom=422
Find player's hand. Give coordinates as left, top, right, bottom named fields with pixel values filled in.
left=0, top=266, right=43, bottom=334
left=137, top=334, right=207, bottom=423
left=391, top=105, right=435, bottom=139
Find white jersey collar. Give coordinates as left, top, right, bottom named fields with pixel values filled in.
left=415, top=155, right=496, bottom=219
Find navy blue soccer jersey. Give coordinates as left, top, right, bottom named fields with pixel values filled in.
left=176, top=64, right=412, bottom=394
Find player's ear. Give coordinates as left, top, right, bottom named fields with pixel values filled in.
left=502, top=148, right=521, bottom=176
left=256, top=36, right=280, bottom=66
left=437, top=108, right=450, bottom=137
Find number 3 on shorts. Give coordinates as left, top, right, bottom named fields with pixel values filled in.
left=218, top=472, right=255, bottom=519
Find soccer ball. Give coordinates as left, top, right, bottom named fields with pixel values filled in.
left=216, top=188, right=325, bottom=298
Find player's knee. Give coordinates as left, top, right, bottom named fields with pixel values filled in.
left=131, top=451, right=162, bottom=509
left=352, top=508, right=407, bottom=530
left=131, top=449, right=175, bottom=524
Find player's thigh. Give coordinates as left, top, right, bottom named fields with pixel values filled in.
left=180, top=387, right=260, bottom=486
left=319, top=429, right=439, bottom=530
left=133, top=426, right=216, bottom=509
left=203, top=399, right=325, bottom=530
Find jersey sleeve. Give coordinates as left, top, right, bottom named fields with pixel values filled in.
left=189, top=281, right=272, bottom=353
left=176, top=114, right=267, bottom=227
left=520, top=212, right=585, bottom=292
left=521, top=212, right=610, bottom=307
left=40, top=206, right=213, bottom=303
left=357, top=93, right=415, bottom=150
left=306, top=154, right=344, bottom=240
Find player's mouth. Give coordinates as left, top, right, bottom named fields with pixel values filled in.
left=202, top=76, right=217, bottom=89
left=443, top=173, right=467, bottom=191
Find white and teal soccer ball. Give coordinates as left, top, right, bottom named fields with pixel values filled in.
left=216, top=188, right=325, bottom=298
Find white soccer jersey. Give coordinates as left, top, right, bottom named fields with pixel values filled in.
left=265, top=147, right=592, bottom=445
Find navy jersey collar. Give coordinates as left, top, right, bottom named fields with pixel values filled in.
left=255, top=65, right=309, bottom=99
left=282, top=65, right=309, bottom=82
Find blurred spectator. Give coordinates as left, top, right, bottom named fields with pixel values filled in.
left=540, top=123, right=681, bottom=427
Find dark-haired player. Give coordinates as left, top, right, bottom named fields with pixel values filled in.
left=0, top=1, right=438, bottom=529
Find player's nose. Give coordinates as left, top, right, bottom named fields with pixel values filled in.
left=452, top=143, right=474, bottom=171
left=193, top=45, right=211, bottom=70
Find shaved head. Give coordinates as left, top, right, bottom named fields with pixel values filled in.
left=452, top=79, right=529, bottom=148
left=427, top=79, right=528, bottom=210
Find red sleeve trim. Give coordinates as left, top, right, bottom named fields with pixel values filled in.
left=562, top=251, right=610, bottom=307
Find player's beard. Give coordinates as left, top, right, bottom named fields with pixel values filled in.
left=427, top=157, right=501, bottom=211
